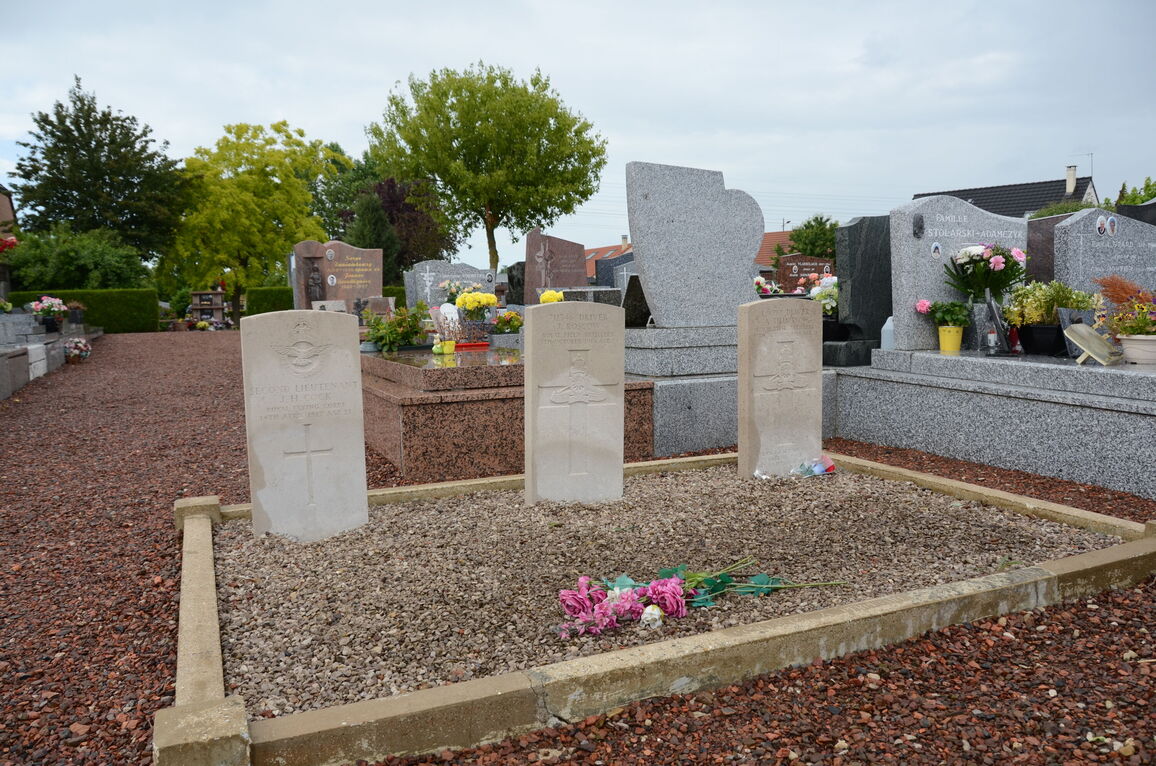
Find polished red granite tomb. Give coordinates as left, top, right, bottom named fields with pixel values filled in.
left=362, top=349, right=654, bottom=483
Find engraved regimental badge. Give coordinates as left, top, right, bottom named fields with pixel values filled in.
left=272, top=321, right=332, bottom=376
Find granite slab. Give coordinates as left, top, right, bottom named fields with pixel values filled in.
left=361, top=349, right=524, bottom=392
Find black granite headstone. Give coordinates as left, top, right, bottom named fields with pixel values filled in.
left=834, top=215, right=891, bottom=341
left=595, top=253, right=634, bottom=287
left=622, top=274, right=651, bottom=328
left=506, top=261, right=525, bottom=305
left=1026, top=213, right=1073, bottom=284
left=1118, top=198, right=1156, bottom=227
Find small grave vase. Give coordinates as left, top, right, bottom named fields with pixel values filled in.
left=1018, top=324, right=1065, bottom=356
left=1118, top=334, right=1156, bottom=365
left=937, top=325, right=963, bottom=355
left=40, top=316, right=60, bottom=334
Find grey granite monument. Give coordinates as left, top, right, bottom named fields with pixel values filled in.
left=626, top=162, right=763, bottom=328
left=890, top=196, right=1026, bottom=351
left=402, top=260, right=496, bottom=308
left=1054, top=208, right=1156, bottom=295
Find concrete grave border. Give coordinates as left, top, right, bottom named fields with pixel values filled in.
left=154, top=453, right=1156, bottom=765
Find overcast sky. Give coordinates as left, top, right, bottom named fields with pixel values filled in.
left=3, top=0, right=1155, bottom=270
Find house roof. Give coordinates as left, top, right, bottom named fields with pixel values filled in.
left=583, top=242, right=632, bottom=278
left=755, top=231, right=795, bottom=269
left=913, top=176, right=1095, bottom=218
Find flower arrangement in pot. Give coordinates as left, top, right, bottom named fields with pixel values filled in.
left=66, top=300, right=87, bottom=324
left=439, top=280, right=482, bottom=304
left=30, top=295, right=67, bottom=332
left=1002, top=281, right=1097, bottom=356
left=539, top=289, right=565, bottom=304
left=753, top=275, right=783, bottom=297
left=63, top=337, right=91, bottom=362
left=491, top=310, right=523, bottom=334
left=455, top=291, right=498, bottom=343
left=793, top=273, right=839, bottom=317
left=1095, top=274, right=1156, bottom=364
left=915, top=299, right=971, bottom=354
left=945, top=244, right=1027, bottom=303
left=364, top=302, right=430, bottom=353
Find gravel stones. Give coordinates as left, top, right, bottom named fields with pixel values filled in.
left=214, top=466, right=1116, bottom=718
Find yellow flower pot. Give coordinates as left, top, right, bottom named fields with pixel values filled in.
left=938, top=325, right=964, bottom=355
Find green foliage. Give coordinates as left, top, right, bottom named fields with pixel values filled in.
left=346, top=193, right=401, bottom=283
left=245, top=287, right=294, bottom=316
left=172, top=121, right=339, bottom=320
left=308, top=142, right=360, bottom=239
left=367, top=61, right=607, bottom=269
left=364, top=301, right=429, bottom=351
left=12, top=77, right=188, bottom=257
left=8, top=288, right=158, bottom=333
left=7, top=224, right=148, bottom=290
left=1002, top=281, right=1096, bottom=326
left=943, top=244, right=1027, bottom=303
left=786, top=214, right=838, bottom=261
left=381, top=285, right=406, bottom=305
left=1030, top=200, right=1100, bottom=219
left=170, top=286, right=191, bottom=319
left=928, top=301, right=971, bottom=327
left=1109, top=176, right=1156, bottom=207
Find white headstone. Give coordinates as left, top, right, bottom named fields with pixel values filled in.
left=240, top=310, right=368, bottom=542
left=524, top=302, right=625, bottom=504
left=738, top=298, right=822, bottom=477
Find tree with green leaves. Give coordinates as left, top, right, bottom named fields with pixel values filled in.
left=11, top=76, right=188, bottom=258
left=345, top=193, right=402, bottom=284
left=1110, top=177, right=1156, bottom=207
left=7, top=224, right=148, bottom=290
left=367, top=62, right=607, bottom=270
left=780, top=214, right=839, bottom=262
left=309, top=142, right=364, bottom=240
left=171, top=121, right=339, bottom=320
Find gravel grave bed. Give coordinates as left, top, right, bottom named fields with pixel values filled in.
left=214, top=465, right=1118, bottom=718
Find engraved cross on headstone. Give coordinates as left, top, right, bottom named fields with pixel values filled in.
left=282, top=422, right=334, bottom=506
left=421, top=263, right=436, bottom=304
left=545, top=350, right=612, bottom=477
left=756, top=338, right=807, bottom=391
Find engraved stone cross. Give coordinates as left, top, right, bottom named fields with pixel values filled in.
left=282, top=422, right=334, bottom=506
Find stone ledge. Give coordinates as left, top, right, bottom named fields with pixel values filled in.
left=249, top=673, right=539, bottom=764
left=173, top=495, right=222, bottom=530
left=153, top=696, right=250, bottom=766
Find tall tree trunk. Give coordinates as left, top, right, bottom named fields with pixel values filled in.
left=484, top=205, right=499, bottom=271
left=230, top=285, right=242, bottom=324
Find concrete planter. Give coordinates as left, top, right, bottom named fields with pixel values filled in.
left=489, top=331, right=522, bottom=351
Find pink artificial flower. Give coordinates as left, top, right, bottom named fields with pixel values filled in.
left=1011, top=247, right=1026, bottom=263
left=590, top=601, right=618, bottom=634
left=646, top=577, right=687, bottom=619
left=610, top=588, right=647, bottom=620
left=915, top=299, right=932, bottom=314
left=797, top=277, right=806, bottom=285
left=982, top=248, right=993, bottom=260
left=559, top=589, right=592, bottom=619
left=989, top=255, right=1006, bottom=271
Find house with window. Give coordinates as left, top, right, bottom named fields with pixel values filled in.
left=913, top=165, right=1097, bottom=218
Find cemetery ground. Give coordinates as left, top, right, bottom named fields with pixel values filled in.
left=0, top=333, right=1152, bottom=764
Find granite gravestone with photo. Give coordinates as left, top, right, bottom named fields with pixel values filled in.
left=402, top=260, right=496, bottom=308
left=292, top=240, right=383, bottom=312
left=524, top=228, right=588, bottom=304
left=738, top=298, right=822, bottom=478
left=890, top=196, right=1027, bottom=351
left=524, top=302, right=625, bottom=505
left=240, top=310, right=369, bottom=542
left=775, top=254, right=834, bottom=291
left=626, top=162, right=763, bottom=328
left=1054, top=208, right=1156, bottom=295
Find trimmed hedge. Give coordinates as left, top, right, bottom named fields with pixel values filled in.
left=8, top=288, right=159, bottom=333
left=382, top=285, right=406, bottom=305
left=246, top=287, right=294, bottom=316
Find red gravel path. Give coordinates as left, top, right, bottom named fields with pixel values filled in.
left=0, top=332, right=1153, bottom=765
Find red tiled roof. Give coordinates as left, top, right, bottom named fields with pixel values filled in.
left=583, top=243, right=633, bottom=278
left=755, top=231, right=794, bottom=268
